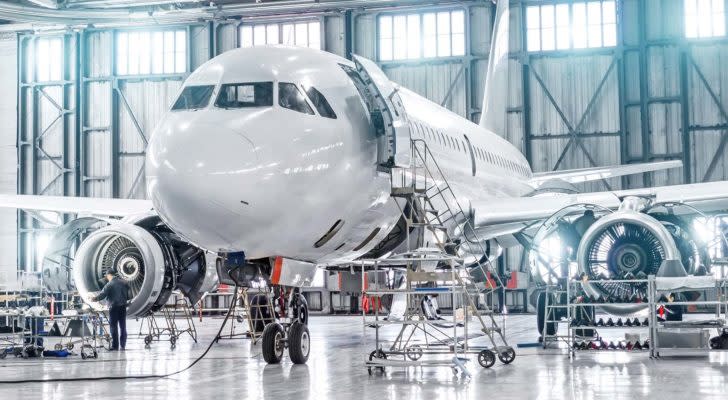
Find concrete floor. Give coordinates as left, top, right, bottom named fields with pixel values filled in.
left=1, top=314, right=728, bottom=399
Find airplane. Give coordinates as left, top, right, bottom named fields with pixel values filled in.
left=2, top=1, right=728, bottom=364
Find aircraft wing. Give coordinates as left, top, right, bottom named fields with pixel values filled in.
left=471, top=180, right=728, bottom=242
left=0, top=194, right=153, bottom=218
left=529, top=160, right=682, bottom=186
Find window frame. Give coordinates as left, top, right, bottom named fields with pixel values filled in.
left=115, top=28, right=188, bottom=76
left=684, top=0, right=727, bottom=39
left=525, top=1, right=618, bottom=53
left=278, top=82, right=316, bottom=115
left=239, top=19, right=323, bottom=49
left=214, top=81, right=275, bottom=110
left=377, top=7, right=468, bottom=62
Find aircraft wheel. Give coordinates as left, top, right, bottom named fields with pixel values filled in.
left=478, top=349, right=496, bottom=368
left=261, top=322, right=285, bottom=364
left=293, top=294, right=309, bottom=325
left=288, top=321, right=310, bottom=364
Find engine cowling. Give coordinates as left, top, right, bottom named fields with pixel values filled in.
left=73, top=216, right=216, bottom=317
left=575, top=209, right=684, bottom=313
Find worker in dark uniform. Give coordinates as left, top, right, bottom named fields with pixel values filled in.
left=92, top=268, right=130, bottom=351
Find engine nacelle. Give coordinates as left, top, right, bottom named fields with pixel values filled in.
left=73, top=217, right=216, bottom=317
left=575, top=208, right=685, bottom=313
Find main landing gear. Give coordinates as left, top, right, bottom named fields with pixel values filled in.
left=260, top=289, right=311, bottom=365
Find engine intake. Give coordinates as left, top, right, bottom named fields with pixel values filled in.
left=73, top=217, right=215, bottom=318
left=576, top=210, right=684, bottom=305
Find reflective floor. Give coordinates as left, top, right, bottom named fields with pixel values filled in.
left=1, top=314, right=728, bottom=399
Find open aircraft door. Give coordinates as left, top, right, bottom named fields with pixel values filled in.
left=352, top=54, right=411, bottom=169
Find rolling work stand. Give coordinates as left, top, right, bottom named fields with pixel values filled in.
left=361, top=251, right=514, bottom=378
left=214, top=286, right=275, bottom=345
left=356, top=137, right=515, bottom=378
left=139, top=293, right=197, bottom=349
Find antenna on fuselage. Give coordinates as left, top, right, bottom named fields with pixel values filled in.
left=479, top=0, right=510, bottom=135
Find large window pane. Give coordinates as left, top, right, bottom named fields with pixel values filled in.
left=377, top=10, right=466, bottom=60
left=527, top=1, right=617, bottom=52
left=266, top=24, right=279, bottom=45
left=423, top=13, right=437, bottom=58
left=573, top=3, right=588, bottom=49
left=685, top=0, right=726, bottom=38
left=309, top=22, right=321, bottom=49
left=555, top=4, right=570, bottom=49
left=437, top=11, right=451, bottom=57
left=241, top=26, right=253, bottom=48
left=295, top=23, right=308, bottom=47
left=393, top=15, right=407, bottom=60
left=407, top=14, right=421, bottom=59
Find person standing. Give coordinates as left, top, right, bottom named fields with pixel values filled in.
left=92, top=268, right=130, bottom=351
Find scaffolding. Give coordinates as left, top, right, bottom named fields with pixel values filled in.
left=359, top=139, right=514, bottom=377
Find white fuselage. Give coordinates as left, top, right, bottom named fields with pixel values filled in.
left=145, top=46, right=534, bottom=264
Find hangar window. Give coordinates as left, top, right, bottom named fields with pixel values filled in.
left=240, top=21, right=321, bottom=49
left=378, top=9, right=465, bottom=61
left=526, top=1, right=617, bottom=52
left=279, top=82, right=315, bottom=115
left=116, top=30, right=186, bottom=75
left=32, top=37, right=63, bottom=82
left=172, top=85, right=215, bottom=110
left=685, top=0, right=726, bottom=38
left=215, top=82, right=273, bottom=108
left=304, top=86, right=337, bottom=119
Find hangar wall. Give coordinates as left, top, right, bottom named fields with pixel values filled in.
left=0, top=33, right=17, bottom=285
left=9, top=0, right=728, bottom=276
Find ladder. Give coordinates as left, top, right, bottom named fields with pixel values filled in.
left=362, top=138, right=515, bottom=375
left=390, top=138, right=507, bottom=302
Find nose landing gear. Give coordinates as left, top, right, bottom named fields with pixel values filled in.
left=261, top=289, right=311, bottom=365
left=262, top=320, right=310, bottom=364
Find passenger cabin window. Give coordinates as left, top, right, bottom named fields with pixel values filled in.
left=215, top=82, right=273, bottom=108
left=172, top=85, right=215, bottom=110
left=304, top=86, right=337, bottom=119
left=279, top=82, right=314, bottom=115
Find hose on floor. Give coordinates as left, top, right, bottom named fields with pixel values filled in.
left=0, top=285, right=242, bottom=384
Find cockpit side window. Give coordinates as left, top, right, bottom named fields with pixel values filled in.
left=279, top=82, right=314, bottom=115
left=172, top=85, right=215, bottom=110
left=215, top=82, right=273, bottom=109
left=303, top=86, right=337, bottom=119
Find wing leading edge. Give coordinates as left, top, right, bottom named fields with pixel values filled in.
left=529, top=160, right=683, bottom=187
left=0, top=194, right=153, bottom=218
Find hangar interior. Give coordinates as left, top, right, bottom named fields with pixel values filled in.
left=1, top=0, right=728, bottom=397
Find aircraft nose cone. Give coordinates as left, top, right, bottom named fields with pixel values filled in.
left=146, top=118, right=259, bottom=250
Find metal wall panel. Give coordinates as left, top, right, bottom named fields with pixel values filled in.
left=216, top=23, right=238, bottom=54
left=325, top=15, right=346, bottom=57
left=118, top=80, right=182, bottom=199
left=383, top=62, right=467, bottom=116
left=0, top=34, right=17, bottom=285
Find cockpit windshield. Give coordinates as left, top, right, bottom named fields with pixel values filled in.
left=215, top=82, right=274, bottom=109
left=279, top=82, right=314, bottom=115
left=171, top=85, right=215, bottom=110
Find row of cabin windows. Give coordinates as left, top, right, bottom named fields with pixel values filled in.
left=412, top=120, right=530, bottom=178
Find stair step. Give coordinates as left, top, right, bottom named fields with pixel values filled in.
left=390, top=187, right=427, bottom=196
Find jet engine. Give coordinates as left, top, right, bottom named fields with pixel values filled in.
left=73, top=215, right=217, bottom=317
